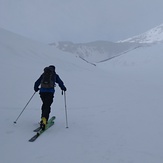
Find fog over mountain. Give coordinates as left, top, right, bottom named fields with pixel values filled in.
left=1, top=0, right=163, bottom=64
left=50, top=24, right=163, bottom=63
left=1, top=0, right=163, bottom=43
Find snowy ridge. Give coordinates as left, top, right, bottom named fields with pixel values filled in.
left=50, top=41, right=142, bottom=63
left=119, top=24, right=163, bottom=43
left=50, top=24, right=163, bottom=64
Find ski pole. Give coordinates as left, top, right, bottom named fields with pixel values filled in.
left=63, top=91, right=69, bottom=128
left=14, top=92, right=36, bottom=124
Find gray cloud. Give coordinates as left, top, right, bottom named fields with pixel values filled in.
left=0, top=0, right=163, bottom=43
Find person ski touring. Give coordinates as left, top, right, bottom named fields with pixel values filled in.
left=34, top=65, right=67, bottom=130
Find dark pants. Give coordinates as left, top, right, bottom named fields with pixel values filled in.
left=40, top=92, right=54, bottom=120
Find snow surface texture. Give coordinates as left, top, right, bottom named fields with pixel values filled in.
left=1, top=27, right=163, bottom=163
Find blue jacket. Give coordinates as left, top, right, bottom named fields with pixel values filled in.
left=34, top=74, right=66, bottom=93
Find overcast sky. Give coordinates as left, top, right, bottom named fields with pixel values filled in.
left=0, top=0, right=163, bottom=43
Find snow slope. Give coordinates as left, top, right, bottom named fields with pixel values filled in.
left=119, top=23, right=163, bottom=43
left=1, top=27, right=163, bottom=163
left=50, top=41, right=141, bottom=63
left=51, top=24, right=163, bottom=64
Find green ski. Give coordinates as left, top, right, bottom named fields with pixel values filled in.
left=29, top=116, right=55, bottom=142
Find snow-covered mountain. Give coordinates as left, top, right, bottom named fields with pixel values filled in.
left=1, top=27, right=163, bottom=163
left=50, top=24, right=163, bottom=64
left=119, top=24, right=163, bottom=43
left=50, top=41, right=142, bottom=63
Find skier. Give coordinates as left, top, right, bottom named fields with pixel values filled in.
left=34, top=65, right=67, bottom=130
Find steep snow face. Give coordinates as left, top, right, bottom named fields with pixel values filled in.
left=119, top=24, right=163, bottom=43
left=50, top=41, right=142, bottom=63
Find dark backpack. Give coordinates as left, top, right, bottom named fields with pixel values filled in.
left=41, top=67, right=56, bottom=88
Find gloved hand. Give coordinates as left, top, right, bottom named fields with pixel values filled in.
left=62, top=87, right=67, bottom=92
left=34, top=87, right=39, bottom=92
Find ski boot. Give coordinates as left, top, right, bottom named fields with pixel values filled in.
left=40, top=117, right=47, bottom=130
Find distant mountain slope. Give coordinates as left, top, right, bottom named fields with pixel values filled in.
left=50, top=41, right=142, bottom=63
left=0, top=27, right=92, bottom=73
left=119, top=24, right=163, bottom=43
left=50, top=24, right=163, bottom=64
